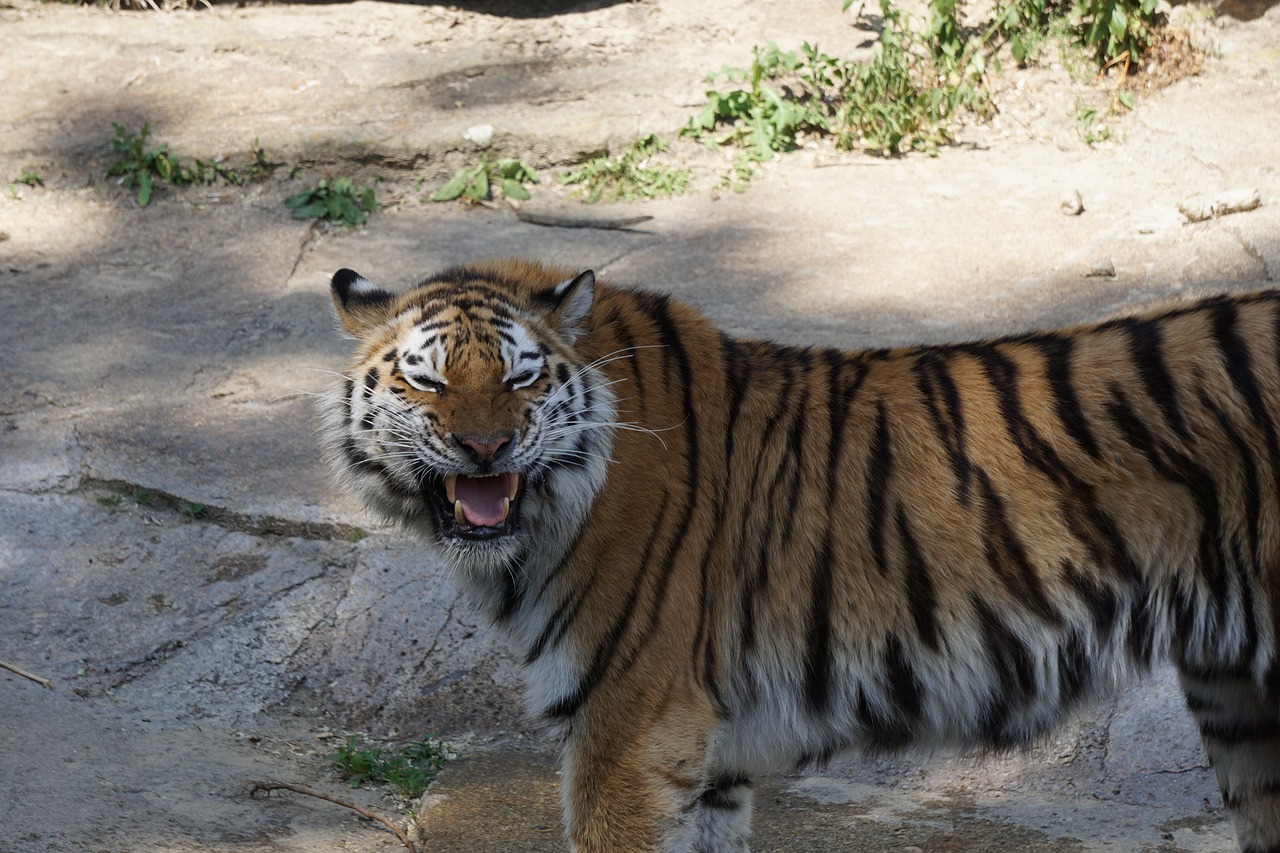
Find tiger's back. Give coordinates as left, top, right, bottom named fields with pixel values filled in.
left=323, top=260, right=1280, bottom=853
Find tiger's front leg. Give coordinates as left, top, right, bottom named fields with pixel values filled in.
left=561, top=691, right=726, bottom=852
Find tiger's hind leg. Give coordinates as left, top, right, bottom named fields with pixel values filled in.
left=691, top=775, right=753, bottom=853
left=1178, top=666, right=1280, bottom=852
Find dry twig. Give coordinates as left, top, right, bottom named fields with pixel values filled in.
left=0, top=659, right=51, bottom=688
left=248, top=780, right=417, bottom=853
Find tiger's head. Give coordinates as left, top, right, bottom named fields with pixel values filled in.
left=321, top=261, right=615, bottom=573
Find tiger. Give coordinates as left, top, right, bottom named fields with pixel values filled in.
left=320, top=258, right=1280, bottom=853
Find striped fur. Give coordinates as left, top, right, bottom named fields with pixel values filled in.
left=321, top=260, right=1280, bottom=853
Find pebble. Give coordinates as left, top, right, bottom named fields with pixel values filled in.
left=464, top=124, right=494, bottom=145
left=1086, top=258, right=1116, bottom=278
left=1060, top=189, right=1084, bottom=216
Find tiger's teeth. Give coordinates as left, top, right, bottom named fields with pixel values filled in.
left=507, top=474, right=520, bottom=501
left=454, top=499, right=465, bottom=524
left=502, top=496, right=510, bottom=519
left=444, top=474, right=458, bottom=503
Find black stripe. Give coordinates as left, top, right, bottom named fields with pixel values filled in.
left=691, top=339, right=736, bottom=713
left=912, top=350, right=973, bottom=503
left=1198, top=391, right=1261, bottom=660
left=525, top=580, right=593, bottom=665
left=1106, top=387, right=1231, bottom=627
left=611, top=316, right=646, bottom=407
left=1213, top=299, right=1280, bottom=549
left=804, top=532, right=837, bottom=714
left=699, top=775, right=752, bottom=811
left=739, top=353, right=796, bottom=653
left=897, top=506, right=940, bottom=651
left=544, top=493, right=671, bottom=720
left=867, top=402, right=893, bottom=575
left=974, top=468, right=1060, bottom=625
left=1125, top=591, right=1158, bottom=669
left=851, top=637, right=918, bottom=748
left=824, top=350, right=868, bottom=501
left=613, top=296, right=704, bottom=677
left=779, top=383, right=810, bottom=546
left=1061, top=560, right=1121, bottom=641
left=1197, top=716, right=1280, bottom=743
left=972, top=596, right=1036, bottom=746
left=883, top=633, right=924, bottom=730
left=1056, top=629, right=1093, bottom=707
left=969, top=344, right=1075, bottom=486
left=495, top=550, right=526, bottom=623
left=1032, top=334, right=1102, bottom=459
left=721, top=334, right=750, bottom=462
left=1221, top=778, right=1280, bottom=810
left=1119, top=317, right=1192, bottom=441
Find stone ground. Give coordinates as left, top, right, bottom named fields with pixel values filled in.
left=1, top=0, right=1278, bottom=850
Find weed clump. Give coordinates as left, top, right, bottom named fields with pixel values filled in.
left=431, top=156, right=539, bottom=204
left=331, top=734, right=449, bottom=799
left=559, top=135, right=692, bottom=203
left=284, top=177, right=377, bottom=227
left=107, top=123, right=246, bottom=206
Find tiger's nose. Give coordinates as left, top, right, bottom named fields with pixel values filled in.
left=457, top=432, right=515, bottom=465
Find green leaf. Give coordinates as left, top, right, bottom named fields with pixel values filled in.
left=289, top=201, right=328, bottom=220
left=501, top=178, right=530, bottom=201
left=1109, top=5, right=1129, bottom=43
left=137, top=172, right=152, bottom=207
left=470, top=168, right=489, bottom=201
left=431, top=171, right=472, bottom=201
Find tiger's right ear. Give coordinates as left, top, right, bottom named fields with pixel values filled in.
left=330, top=268, right=395, bottom=338
left=551, top=270, right=595, bottom=341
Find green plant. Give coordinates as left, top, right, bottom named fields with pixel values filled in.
left=431, top=156, right=539, bottom=203
left=346, top=529, right=368, bottom=543
left=246, top=138, right=274, bottom=182
left=331, top=734, right=448, bottom=798
left=179, top=501, right=206, bottom=519
left=683, top=44, right=828, bottom=160
left=107, top=123, right=241, bottom=206
left=686, top=0, right=1001, bottom=160
left=560, top=135, right=693, bottom=203
left=97, top=493, right=126, bottom=507
left=1075, top=0, right=1158, bottom=65
left=1075, top=97, right=1117, bottom=144
left=284, top=177, right=377, bottom=226
left=16, top=169, right=43, bottom=187
left=718, top=153, right=758, bottom=194
left=991, top=0, right=1161, bottom=68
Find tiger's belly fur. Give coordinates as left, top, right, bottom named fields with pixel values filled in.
left=323, top=261, right=1280, bottom=853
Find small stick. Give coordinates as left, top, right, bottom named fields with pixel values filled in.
left=516, top=210, right=654, bottom=230
left=0, top=659, right=51, bottom=688
left=249, top=780, right=417, bottom=853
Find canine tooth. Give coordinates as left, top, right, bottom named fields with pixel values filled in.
left=444, top=474, right=457, bottom=503
left=454, top=499, right=465, bottom=524
left=502, top=496, right=510, bottom=519
left=507, top=474, right=520, bottom=501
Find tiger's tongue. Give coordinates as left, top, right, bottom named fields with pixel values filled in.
left=455, top=475, right=508, bottom=527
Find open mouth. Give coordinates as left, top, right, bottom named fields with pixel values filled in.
left=432, top=472, right=522, bottom=540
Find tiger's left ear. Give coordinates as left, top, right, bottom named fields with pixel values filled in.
left=552, top=270, right=595, bottom=341
left=330, top=268, right=395, bottom=338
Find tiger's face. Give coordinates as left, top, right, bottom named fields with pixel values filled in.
left=322, top=264, right=613, bottom=571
